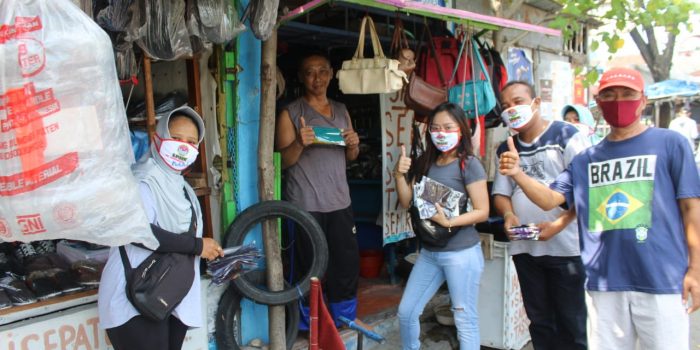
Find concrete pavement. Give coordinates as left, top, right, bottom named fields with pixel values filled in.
left=361, top=294, right=700, bottom=350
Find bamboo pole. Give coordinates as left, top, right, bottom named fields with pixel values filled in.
left=259, top=30, right=286, bottom=350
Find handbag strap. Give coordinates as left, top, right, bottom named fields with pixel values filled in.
left=470, top=37, right=491, bottom=85
left=354, top=16, right=386, bottom=59
left=415, top=21, right=447, bottom=88
left=119, top=188, right=197, bottom=273
left=448, top=34, right=468, bottom=85
left=390, top=18, right=410, bottom=55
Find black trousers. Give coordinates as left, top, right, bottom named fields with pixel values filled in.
left=512, top=254, right=588, bottom=350
left=295, top=206, right=359, bottom=302
left=106, top=315, right=188, bottom=350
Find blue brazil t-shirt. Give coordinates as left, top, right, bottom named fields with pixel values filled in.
left=550, top=127, right=700, bottom=293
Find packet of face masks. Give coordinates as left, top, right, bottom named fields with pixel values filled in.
left=312, top=127, right=346, bottom=146
left=507, top=224, right=540, bottom=241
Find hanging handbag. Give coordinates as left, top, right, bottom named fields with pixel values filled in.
left=120, top=190, right=197, bottom=321
left=337, top=16, right=407, bottom=95
left=404, top=24, right=448, bottom=122
left=448, top=37, right=497, bottom=118
left=474, top=37, right=508, bottom=128
left=390, top=18, right=416, bottom=76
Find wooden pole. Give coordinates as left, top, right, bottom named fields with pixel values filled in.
left=143, top=55, right=156, bottom=139
left=259, top=30, right=286, bottom=350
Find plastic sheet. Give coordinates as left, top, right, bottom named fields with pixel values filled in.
left=248, top=0, right=279, bottom=41
left=195, top=0, right=245, bottom=44
left=95, top=0, right=134, bottom=32
left=0, top=0, right=157, bottom=249
left=114, top=33, right=138, bottom=82
left=128, top=0, right=192, bottom=61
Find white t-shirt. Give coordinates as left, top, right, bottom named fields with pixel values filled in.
left=493, top=121, right=590, bottom=257
left=668, top=116, right=698, bottom=149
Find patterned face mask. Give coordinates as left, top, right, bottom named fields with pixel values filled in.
left=156, top=136, right=199, bottom=171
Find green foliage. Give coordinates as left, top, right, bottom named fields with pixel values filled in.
left=551, top=0, right=699, bottom=46
left=549, top=0, right=699, bottom=84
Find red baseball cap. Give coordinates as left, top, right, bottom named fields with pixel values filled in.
left=597, top=67, right=644, bottom=93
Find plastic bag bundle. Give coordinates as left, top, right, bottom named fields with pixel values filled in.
left=96, top=0, right=135, bottom=32
left=185, top=0, right=207, bottom=55
left=0, top=0, right=157, bottom=249
left=114, top=33, right=138, bottom=82
left=195, top=0, right=245, bottom=44
left=248, top=0, right=279, bottom=41
left=129, top=0, right=192, bottom=61
left=206, top=243, right=262, bottom=285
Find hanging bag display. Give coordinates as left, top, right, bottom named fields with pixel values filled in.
left=474, top=37, right=508, bottom=128
left=337, top=16, right=407, bottom=95
left=448, top=37, right=497, bottom=118
left=120, top=190, right=197, bottom=321
left=404, top=23, right=448, bottom=122
left=390, top=18, right=416, bottom=76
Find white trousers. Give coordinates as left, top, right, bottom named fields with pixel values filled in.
left=587, top=291, right=689, bottom=350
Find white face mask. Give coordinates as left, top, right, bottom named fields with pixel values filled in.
left=501, top=100, right=536, bottom=130
left=430, top=131, right=461, bottom=152
left=157, top=137, right=199, bottom=171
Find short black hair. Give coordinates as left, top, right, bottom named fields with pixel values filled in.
left=297, top=52, right=331, bottom=73
left=501, top=81, right=536, bottom=99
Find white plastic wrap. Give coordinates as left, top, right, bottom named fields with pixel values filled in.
left=0, top=0, right=157, bottom=249
left=249, top=0, right=279, bottom=42
left=196, top=0, right=245, bottom=44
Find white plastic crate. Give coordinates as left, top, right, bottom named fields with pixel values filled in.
left=478, top=236, right=531, bottom=349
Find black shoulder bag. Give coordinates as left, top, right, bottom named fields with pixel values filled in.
left=119, top=189, right=197, bottom=321
left=409, top=161, right=469, bottom=247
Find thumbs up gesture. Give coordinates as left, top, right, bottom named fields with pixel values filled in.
left=498, top=137, right=522, bottom=177
left=297, top=116, right=316, bottom=147
left=395, top=145, right=412, bottom=178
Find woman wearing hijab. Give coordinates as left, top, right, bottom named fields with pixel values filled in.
left=98, top=106, right=224, bottom=350
left=562, top=104, right=602, bottom=145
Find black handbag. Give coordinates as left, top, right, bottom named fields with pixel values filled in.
left=409, top=164, right=469, bottom=247
left=409, top=205, right=459, bottom=247
left=119, top=190, right=197, bottom=321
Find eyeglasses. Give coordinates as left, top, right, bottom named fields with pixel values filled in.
left=429, top=124, right=459, bottom=132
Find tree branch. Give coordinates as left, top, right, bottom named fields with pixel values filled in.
left=503, top=0, right=526, bottom=20
left=630, top=28, right=655, bottom=68
left=490, top=0, right=502, bottom=16
left=662, top=32, right=676, bottom=63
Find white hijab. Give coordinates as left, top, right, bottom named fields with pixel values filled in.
left=132, top=106, right=205, bottom=234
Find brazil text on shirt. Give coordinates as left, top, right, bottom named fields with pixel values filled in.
left=588, top=155, right=656, bottom=187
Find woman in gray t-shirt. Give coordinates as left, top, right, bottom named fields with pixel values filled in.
left=394, top=103, right=489, bottom=350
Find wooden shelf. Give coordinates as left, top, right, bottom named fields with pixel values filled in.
left=0, top=289, right=98, bottom=326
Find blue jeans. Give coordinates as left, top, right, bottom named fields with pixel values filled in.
left=398, top=244, right=484, bottom=350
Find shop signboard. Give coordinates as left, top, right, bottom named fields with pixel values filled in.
left=379, top=91, right=415, bottom=244
left=0, top=304, right=208, bottom=350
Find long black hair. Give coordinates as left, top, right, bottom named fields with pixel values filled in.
left=408, top=102, right=474, bottom=183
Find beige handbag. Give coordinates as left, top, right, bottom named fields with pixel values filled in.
left=337, top=16, right=408, bottom=94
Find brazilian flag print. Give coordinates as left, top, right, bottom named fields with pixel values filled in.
left=588, top=180, right=653, bottom=232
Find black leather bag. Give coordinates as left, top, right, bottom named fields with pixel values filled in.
left=409, top=205, right=460, bottom=247
left=119, top=191, right=197, bottom=321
